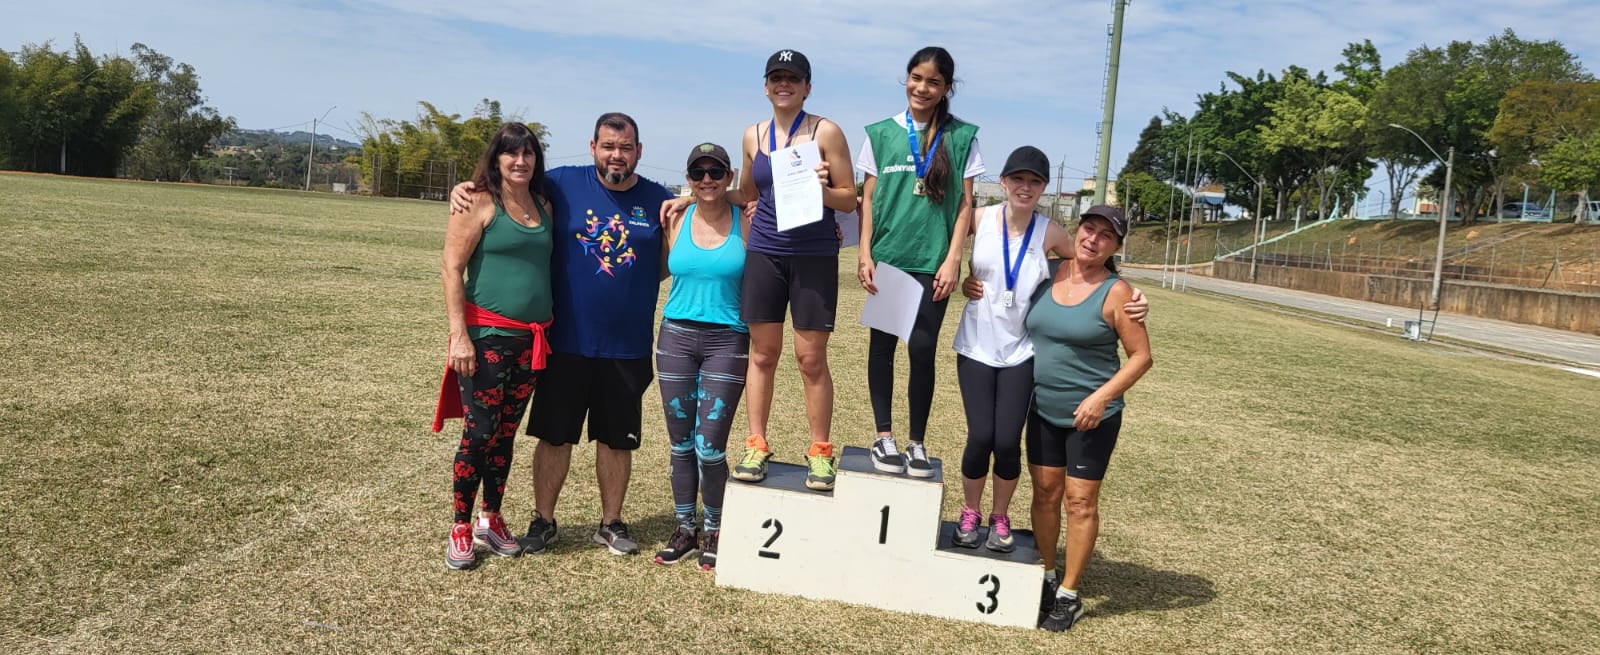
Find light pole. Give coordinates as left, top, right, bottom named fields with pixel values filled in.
left=1217, top=150, right=1266, bottom=281
left=1388, top=123, right=1453, bottom=309
left=305, top=105, right=337, bottom=192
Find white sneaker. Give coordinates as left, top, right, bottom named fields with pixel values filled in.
left=904, top=441, right=933, bottom=479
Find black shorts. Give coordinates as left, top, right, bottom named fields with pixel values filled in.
left=1025, top=409, right=1122, bottom=480
left=525, top=352, right=653, bottom=451
left=740, top=251, right=838, bottom=331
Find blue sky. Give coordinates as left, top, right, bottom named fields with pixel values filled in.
left=8, top=0, right=1597, bottom=200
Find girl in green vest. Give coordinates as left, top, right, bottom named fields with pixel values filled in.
left=855, top=46, right=982, bottom=477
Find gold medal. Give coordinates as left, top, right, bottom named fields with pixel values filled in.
left=913, top=179, right=926, bottom=196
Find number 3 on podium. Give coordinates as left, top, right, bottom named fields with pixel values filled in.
left=976, top=574, right=999, bottom=614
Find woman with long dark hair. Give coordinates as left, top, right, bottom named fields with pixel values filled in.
left=854, top=46, right=982, bottom=479
left=433, top=122, right=554, bottom=570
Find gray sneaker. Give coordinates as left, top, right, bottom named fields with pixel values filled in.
left=985, top=513, right=1015, bottom=553
left=869, top=436, right=906, bottom=474
left=521, top=514, right=557, bottom=554
left=904, top=441, right=933, bottom=478
left=593, top=519, right=639, bottom=555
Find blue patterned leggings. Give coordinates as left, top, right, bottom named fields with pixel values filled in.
left=655, top=319, right=749, bottom=532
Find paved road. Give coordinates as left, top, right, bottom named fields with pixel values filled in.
left=1121, top=266, right=1600, bottom=369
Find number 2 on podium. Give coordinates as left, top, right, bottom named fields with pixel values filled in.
left=758, top=518, right=783, bottom=559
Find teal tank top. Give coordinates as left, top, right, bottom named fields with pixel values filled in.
left=663, top=204, right=746, bottom=332
left=465, top=202, right=554, bottom=339
left=1025, top=272, right=1123, bottom=427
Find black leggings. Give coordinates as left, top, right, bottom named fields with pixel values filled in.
left=452, top=334, right=536, bottom=523
left=868, top=272, right=949, bottom=442
left=956, top=355, right=1032, bottom=480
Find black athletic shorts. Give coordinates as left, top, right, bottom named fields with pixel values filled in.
left=740, top=251, right=838, bottom=331
left=1025, top=409, right=1122, bottom=480
left=525, top=352, right=653, bottom=451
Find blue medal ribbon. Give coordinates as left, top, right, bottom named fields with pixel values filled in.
left=1001, top=204, right=1038, bottom=296
left=769, top=111, right=808, bottom=152
left=904, top=110, right=944, bottom=181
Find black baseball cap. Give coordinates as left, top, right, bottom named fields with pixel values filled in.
left=686, top=142, right=731, bottom=169
left=765, top=49, right=811, bottom=80
left=1080, top=204, right=1128, bottom=238
left=1001, top=146, right=1050, bottom=183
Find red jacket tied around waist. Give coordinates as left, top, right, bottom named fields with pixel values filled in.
left=431, top=303, right=552, bottom=432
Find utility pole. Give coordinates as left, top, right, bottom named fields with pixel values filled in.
left=1093, top=0, right=1128, bottom=205
left=1431, top=146, right=1454, bottom=309
left=305, top=105, right=337, bottom=192
left=1054, top=159, right=1066, bottom=222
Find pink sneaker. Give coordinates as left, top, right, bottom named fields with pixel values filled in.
left=446, top=522, right=476, bottom=570
left=473, top=514, right=523, bottom=557
left=953, top=507, right=982, bottom=548
left=986, top=514, right=1015, bottom=553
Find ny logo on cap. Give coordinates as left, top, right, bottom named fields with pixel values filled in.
left=779, top=51, right=793, bottom=62
left=700, top=144, right=715, bottom=152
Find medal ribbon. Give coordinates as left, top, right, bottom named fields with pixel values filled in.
left=1001, top=204, right=1038, bottom=296
left=769, top=111, right=808, bottom=153
left=904, top=110, right=944, bottom=181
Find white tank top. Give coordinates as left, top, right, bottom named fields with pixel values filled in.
left=952, top=204, right=1051, bottom=368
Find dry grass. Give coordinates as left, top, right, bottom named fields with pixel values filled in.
left=2, top=173, right=1598, bottom=654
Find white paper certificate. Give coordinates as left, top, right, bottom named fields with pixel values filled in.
left=770, top=140, right=824, bottom=232
left=859, top=262, right=922, bottom=343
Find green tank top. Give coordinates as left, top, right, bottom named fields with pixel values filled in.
left=863, top=116, right=979, bottom=274
left=1024, top=272, right=1124, bottom=427
left=465, top=202, right=554, bottom=339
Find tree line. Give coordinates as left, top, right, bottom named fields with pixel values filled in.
left=1118, top=29, right=1599, bottom=225
left=354, top=99, right=548, bottom=198
left=0, top=37, right=233, bottom=181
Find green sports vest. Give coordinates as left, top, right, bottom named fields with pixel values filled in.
left=465, top=203, right=554, bottom=339
left=864, top=116, right=979, bottom=274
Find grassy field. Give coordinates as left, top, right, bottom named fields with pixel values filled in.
left=3, top=173, right=1598, bottom=654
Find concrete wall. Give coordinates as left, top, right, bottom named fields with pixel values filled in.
left=1213, top=260, right=1600, bottom=335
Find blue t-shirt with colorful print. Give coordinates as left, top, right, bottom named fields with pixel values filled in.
left=546, top=165, right=673, bottom=359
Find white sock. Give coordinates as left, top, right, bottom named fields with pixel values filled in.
left=1056, top=586, right=1079, bottom=600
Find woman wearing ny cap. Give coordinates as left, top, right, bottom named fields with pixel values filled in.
left=725, top=48, right=857, bottom=492
left=1023, top=198, right=1152, bottom=631
left=651, top=143, right=749, bottom=571
left=854, top=46, right=982, bottom=481
left=952, top=146, right=1146, bottom=558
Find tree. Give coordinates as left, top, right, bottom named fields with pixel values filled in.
left=1118, top=171, right=1179, bottom=223
left=125, top=43, right=233, bottom=181
left=1540, top=130, right=1600, bottom=221
left=1120, top=116, right=1167, bottom=179
left=357, top=100, right=547, bottom=197
left=1260, top=77, right=1368, bottom=220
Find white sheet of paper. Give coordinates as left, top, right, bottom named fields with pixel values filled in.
left=834, top=209, right=861, bottom=248
left=859, top=262, right=922, bottom=343
left=771, top=140, right=824, bottom=232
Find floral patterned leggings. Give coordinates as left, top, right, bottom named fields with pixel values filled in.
left=452, top=334, right=536, bottom=523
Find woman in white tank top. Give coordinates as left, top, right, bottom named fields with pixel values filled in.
left=947, top=146, right=1147, bottom=551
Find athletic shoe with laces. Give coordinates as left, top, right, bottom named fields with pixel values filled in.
left=985, top=514, right=1015, bottom=553
left=952, top=507, right=982, bottom=548
left=904, top=441, right=933, bottom=478
left=473, top=514, right=523, bottom=557
left=1038, top=578, right=1058, bottom=625
left=732, top=446, right=771, bottom=483
left=697, top=530, right=719, bottom=570
left=446, top=522, right=477, bottom=570
left=869, top=436, right=906, bottom=474
left=593, top=519, right=640, bottom=555
left=653, top=525, right=699, bottom=565
left=805, top=454, right=837, bottom=491
left=521, top=514, right=558, bottom=554
left=1041, top=593, right=1085, bottom=631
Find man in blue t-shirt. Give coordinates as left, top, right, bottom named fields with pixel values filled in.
left=451, top=112, right=673, bottom=557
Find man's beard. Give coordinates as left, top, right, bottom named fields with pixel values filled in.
left=602, top=162, right=634, bottom=185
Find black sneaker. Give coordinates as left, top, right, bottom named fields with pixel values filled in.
left=593, top=519, right=640, bottom=555
left=521, top=514, right=558, bottom=554
left=1040, top=593, right=1085, bottom=632
left=698, top=530, right=719, bottom=570
left=1038, top=578, right=1058, bottom=625
left=870, top=436, right=906, bottom=474
left=653, top=525, right=699, bottom=565
left=904, top=441, right=933, bottom=478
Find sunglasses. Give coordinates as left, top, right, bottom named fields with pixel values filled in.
left=688, top=166, right=729, bottom=182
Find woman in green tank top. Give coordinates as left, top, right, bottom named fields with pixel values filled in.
left=439, top=123, right=555, bottom=570
left=1025, top=206, right=1153, bottom=630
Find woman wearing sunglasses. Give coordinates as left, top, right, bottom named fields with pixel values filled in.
left=651, top=143, right=750, bottom=570
left=854, top=46, right=982, bottom=480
